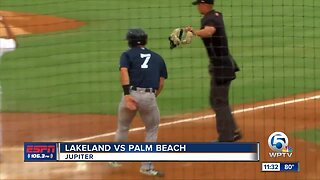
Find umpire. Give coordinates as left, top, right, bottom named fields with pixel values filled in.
left=186, top=0, right=241, bottom=142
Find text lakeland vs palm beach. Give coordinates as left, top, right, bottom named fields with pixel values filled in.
left=65, top=144, right=187, bottom=152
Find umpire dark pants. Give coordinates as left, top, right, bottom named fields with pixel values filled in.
left=209, top=78, right=238, bottom=142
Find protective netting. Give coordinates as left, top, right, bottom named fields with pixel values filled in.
left=0, top=0, right=319, bottom=179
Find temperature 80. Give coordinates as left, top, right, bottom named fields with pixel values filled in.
left=284, top=164, right=295, bottom=170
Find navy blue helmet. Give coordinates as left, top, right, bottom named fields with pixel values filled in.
left=126, top=28, right=148, bottom=47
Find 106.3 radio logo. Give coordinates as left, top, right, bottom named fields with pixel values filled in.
left=268, top=132, right=293, bottom=158
left=24, top=143, right=57, bottom=161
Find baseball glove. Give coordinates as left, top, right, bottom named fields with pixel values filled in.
left=168, top=28, right=193, bottom=49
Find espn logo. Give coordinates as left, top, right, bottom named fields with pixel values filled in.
left=26, top=145, right=55, bottom=153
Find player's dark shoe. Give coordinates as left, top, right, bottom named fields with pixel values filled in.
left=212, top=130, right=243, bottom=142
left=140, top=168, right=165, bottom=177
left=233, top=130, right=242, bottom=142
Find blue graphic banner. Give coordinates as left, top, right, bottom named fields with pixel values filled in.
left=24, top=142, right=259, bottom=162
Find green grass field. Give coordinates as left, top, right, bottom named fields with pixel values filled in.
left=0, top=0, right=319, bottom=115
left=293, top=128, right=320, bottom=144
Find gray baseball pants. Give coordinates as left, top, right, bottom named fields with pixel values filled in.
left=115, top=89, right=160, bottom=170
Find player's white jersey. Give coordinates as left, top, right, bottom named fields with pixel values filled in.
left=0, top=38, right=17, bottom=58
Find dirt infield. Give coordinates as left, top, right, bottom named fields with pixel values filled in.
left=0, top=10, right=319, bottom=180
left=0, top=10, right=84, bottom=36
left=0, top=91, right=319, bottom=179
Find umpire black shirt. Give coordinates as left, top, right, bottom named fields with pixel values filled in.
left=200, top=10, right=239, bottom=83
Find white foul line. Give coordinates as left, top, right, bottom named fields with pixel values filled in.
left=69, top=95, right=320, bottom=142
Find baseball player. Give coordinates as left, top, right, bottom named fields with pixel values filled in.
left=186, top=0, right=242, bottom=142
left=109, top=28, right=167, bottom=177
left=0, top=16, right=17, bottom=59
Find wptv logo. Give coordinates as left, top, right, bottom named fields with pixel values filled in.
left=268, top=132, right=293, bottom=158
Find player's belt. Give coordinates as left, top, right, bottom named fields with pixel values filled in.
left=130, top=86, right=156, bottom=93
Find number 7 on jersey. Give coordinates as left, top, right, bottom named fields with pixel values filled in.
left=140, top=53, right=151, bottom=69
